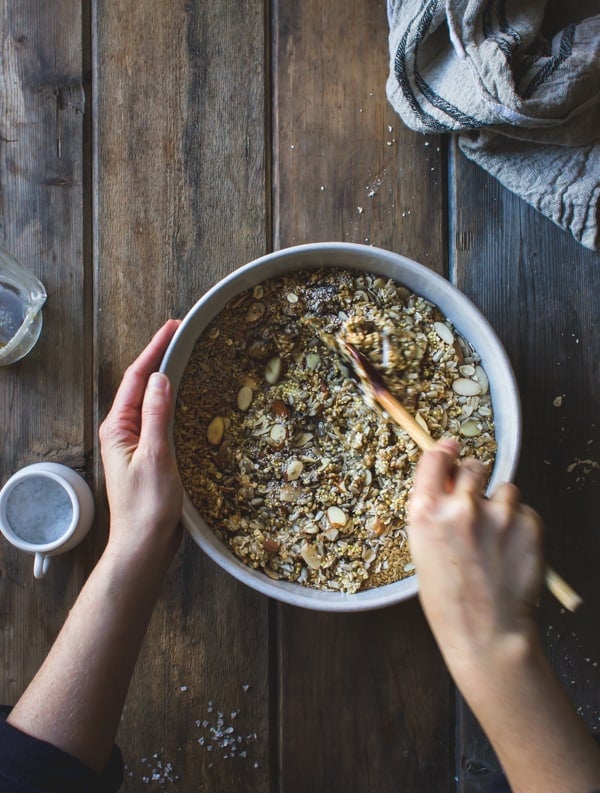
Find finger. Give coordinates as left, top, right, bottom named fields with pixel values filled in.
left=413, top=438, right=460, bottom=497
left=453, top=457, right=487, bottom=496
left=138, top=372, right=174, bottom=454
left=107, top=320, right=180, bottom=422
left=489, top=482, right=520, bottom=508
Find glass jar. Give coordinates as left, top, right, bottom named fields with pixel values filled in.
left=0, top=245, right=47, bottom=366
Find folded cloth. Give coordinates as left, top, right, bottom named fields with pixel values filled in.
left=386, top=0, right=600, bottom=250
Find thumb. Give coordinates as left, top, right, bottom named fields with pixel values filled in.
left=139, top=372, right=173, bottom=453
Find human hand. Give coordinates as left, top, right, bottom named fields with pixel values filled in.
left=99, top=320, right=183, bottom=567
left=407, top=439, right=544, bottom=685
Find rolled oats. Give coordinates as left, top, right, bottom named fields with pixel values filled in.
left=175, top=268, right=497, bottom=594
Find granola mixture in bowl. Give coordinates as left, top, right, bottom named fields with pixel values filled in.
left=161, top=243, right=521, bottom=611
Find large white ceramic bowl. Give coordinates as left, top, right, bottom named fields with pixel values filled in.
left=161, top=243, right=521, bottom=611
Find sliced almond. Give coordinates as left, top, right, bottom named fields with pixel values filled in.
left=269, top=424, right=287, bottom=446
left=293, top=432, right=313, bottom=447
left=265, top=356, right=282, bottom=384
left=459, top=418, right=482, bottom=437
left=207, top=416, right=224, bottom=445
left=279, top=483, right=300, bottom=502
left=285, top=459, right=304, bottom=481
left=363, top=548, right=377, bottom=564
left=301, top=543, right=322, bottom=570
left=434, top=321, right=454, bottom=345
left=263, top=565, right=280, bottom=580
left=237, top=385, right=253, bottom=411
left=306, top=352, right=320, bottom=370
left=474, top=365, right=489, bottom=394
left=452, top=377, right=481, bottom=396
left=326, top=506, right=347, bottom=528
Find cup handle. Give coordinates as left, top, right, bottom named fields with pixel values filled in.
left=34, top=552, right=50, bottom=579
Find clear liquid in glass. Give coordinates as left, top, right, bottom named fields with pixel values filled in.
left=0, top=283, right=27, bottom=347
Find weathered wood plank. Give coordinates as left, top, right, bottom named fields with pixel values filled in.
left=93, top=1, right=271, bottom=789
left=451, top=145, right=600, bottom=790
left=272, top=0, right=446, bottom=266
left=272, top=1, right=453, bottom=790
left=0, top=0, right=88, bottom=703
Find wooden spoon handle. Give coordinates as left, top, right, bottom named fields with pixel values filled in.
left=374, top=387, right=436, bottom=451
left=545, top=567, right=582, bottom=613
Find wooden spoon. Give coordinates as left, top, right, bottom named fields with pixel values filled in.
left=342, top=341, right=583, bottom=613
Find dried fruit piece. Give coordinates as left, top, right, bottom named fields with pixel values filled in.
left=271, top=399, right=290, bottom=417
left=263, top=539, right=280, bottom=555
left=207, top=416, right=224, bottom=445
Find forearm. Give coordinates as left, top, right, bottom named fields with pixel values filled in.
left=7, top=538, right=171, bottom=772
left=451, top=635, right=600, bottom=793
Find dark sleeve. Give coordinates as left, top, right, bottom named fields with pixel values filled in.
left=0, top=706, right=123, bottom=793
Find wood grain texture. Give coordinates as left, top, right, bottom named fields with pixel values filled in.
left=272, top=1, right=453, bottom=790
left=272, top=0, right=446, bottom=269
left=93, top=1, right=271, bottom=789
left=0, top=0, right=88, bottom=703
left=451, top=144, right=600, bottom=790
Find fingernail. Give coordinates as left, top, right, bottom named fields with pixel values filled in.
left=148, top=372, right=168, bottom=391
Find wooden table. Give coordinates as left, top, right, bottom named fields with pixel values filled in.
left=1, top=2, right=598, bottom=790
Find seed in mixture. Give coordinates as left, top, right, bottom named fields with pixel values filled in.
left=174, top=268, right=497, bottom=594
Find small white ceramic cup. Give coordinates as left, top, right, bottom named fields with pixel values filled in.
left=0, top=462, right=94, bottom=578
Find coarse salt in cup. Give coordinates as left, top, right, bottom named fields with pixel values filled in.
left=0, top=462, right=95, bottom=578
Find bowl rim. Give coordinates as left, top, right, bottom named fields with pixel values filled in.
left=161, top=242, right=522, bottom=611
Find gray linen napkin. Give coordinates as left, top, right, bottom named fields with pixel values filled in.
left=386, top=0, right=600, bottom=250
